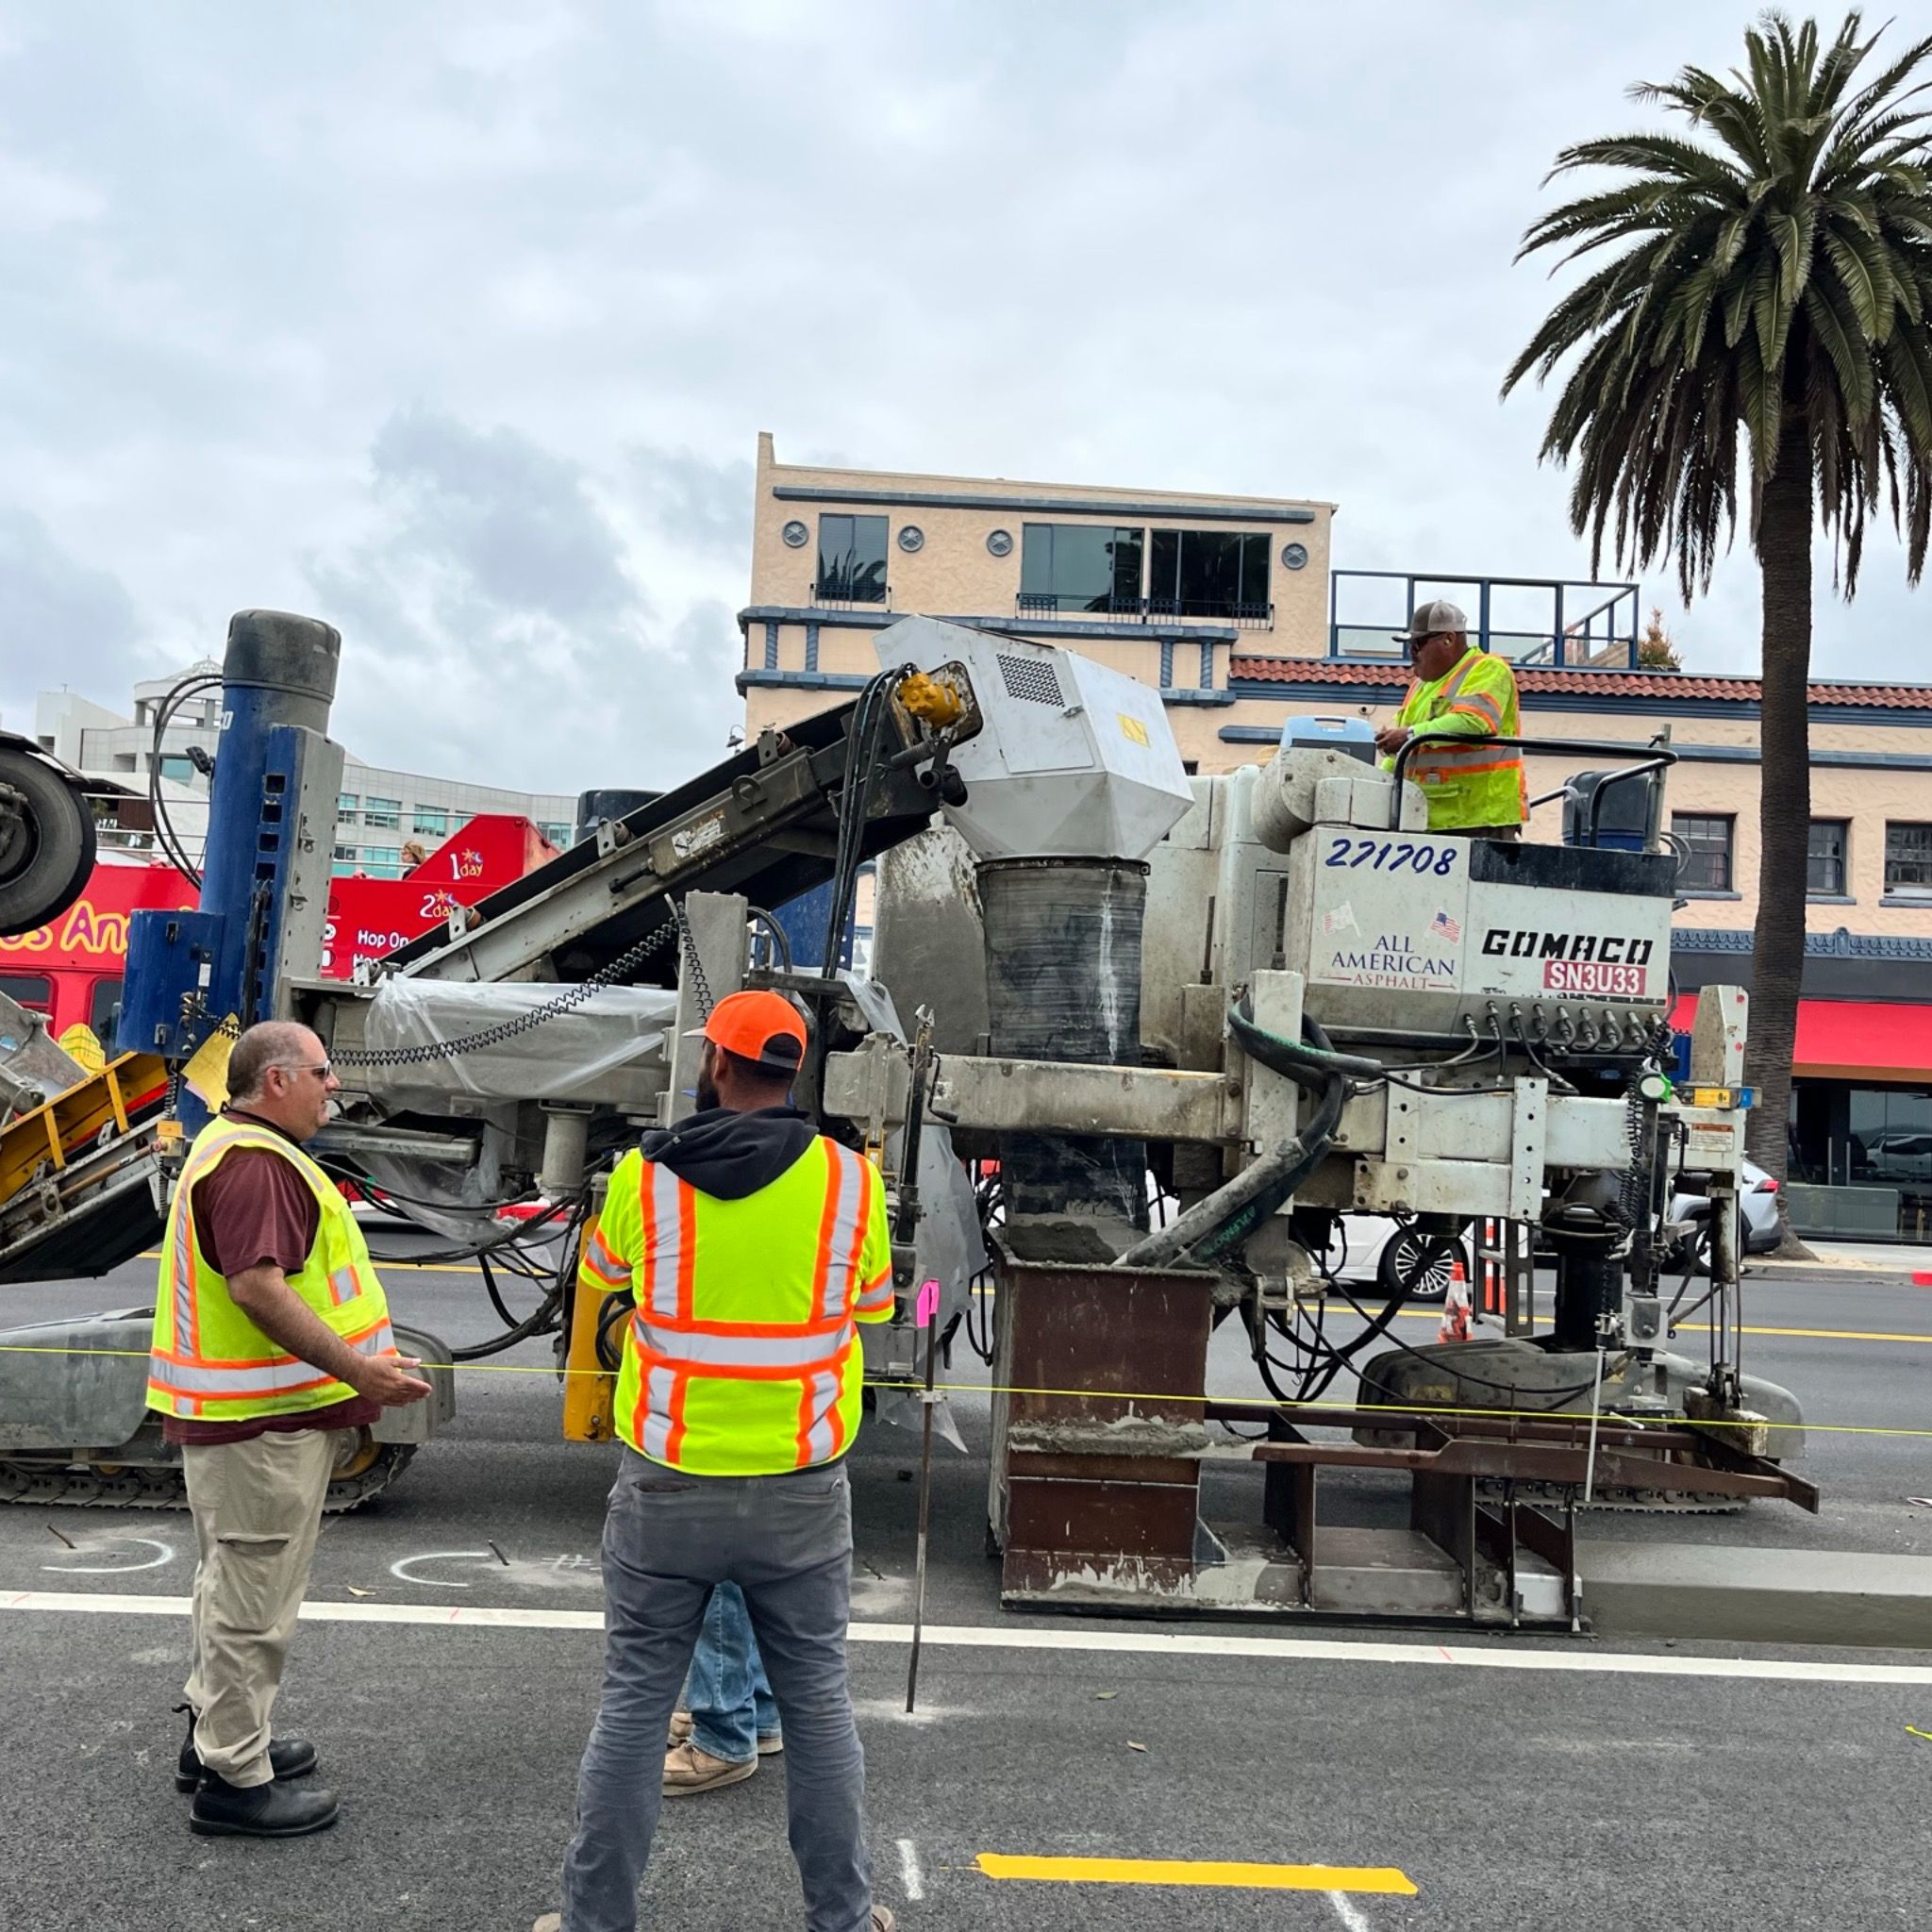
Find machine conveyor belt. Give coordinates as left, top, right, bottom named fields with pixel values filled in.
left=372, top=691, right=952, bottom=988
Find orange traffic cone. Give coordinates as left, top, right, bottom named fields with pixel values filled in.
left=1437, top=1257, right=1473, bottom=1344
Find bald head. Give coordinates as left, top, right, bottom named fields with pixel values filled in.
left=225, top=1021, right=340, bottom=1140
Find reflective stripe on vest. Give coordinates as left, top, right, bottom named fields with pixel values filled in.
left=582, top=1224, right=628, bottom=1290
left=630, top=1313, right=854, bottom=1374
left=641, top=1158, right=694, bottom=1321
left=147, top=1115, right=394, bottom=1422
left=815, top=1141, right=872, bottom=1319
left=150, top=1313, right=397, bottom=1398
left=1407, top=654, right=1493, bottom=773
left=608, top=1137, right=886, bottom=1474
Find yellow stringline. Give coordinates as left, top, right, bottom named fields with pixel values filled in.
left=1, top=1343, right=1928, bottom=1438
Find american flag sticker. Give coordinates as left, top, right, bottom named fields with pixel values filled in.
left=1430, top=909, right=1462, bottom=942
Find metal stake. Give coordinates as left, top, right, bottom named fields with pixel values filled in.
left=906, top=1283, right=940, bottom=1714
left=896, top=1009, right=939, bottom=1716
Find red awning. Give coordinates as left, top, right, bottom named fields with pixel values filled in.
left=1671, top=995, right=1932, bottom=1081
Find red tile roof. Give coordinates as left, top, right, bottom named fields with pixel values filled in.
left=1228, top=656, right=1932, bottom=709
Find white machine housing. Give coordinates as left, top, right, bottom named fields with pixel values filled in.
left=1146, top=746, right=1675, bottom=1052
left=874, top=616, right=1193, bottom=862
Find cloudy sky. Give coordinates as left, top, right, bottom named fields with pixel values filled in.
left=4, top=1, right=1926, bottom=799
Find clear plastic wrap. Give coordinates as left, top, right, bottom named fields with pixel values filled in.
left=356, top=978, right=678, bottom=1108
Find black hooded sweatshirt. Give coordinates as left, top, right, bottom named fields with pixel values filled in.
left=639, top=1105, right=819, bottom=1202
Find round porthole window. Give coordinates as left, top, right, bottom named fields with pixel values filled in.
left=898, top=525, right=924, bottom=553
left=986, top=528, right=1013, bottom=558
left=1281, top=541, right=1308, bottom=571
left=781, top=520, right=809, bottom=548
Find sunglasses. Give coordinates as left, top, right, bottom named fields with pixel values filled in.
left=279, top=1060, right=335, bottom=1080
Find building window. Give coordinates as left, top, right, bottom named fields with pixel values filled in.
left=413, top=808, right=448, bottom=838
left=1807, top=820, right=1849, bottom=896
left=1885, top=822, right=1932, bottom=897
left=332, top=842, right=358, bottom=862
left=1147, top=529, right=1271, bottom=623
left=90, top=975, right=124, bottom=1047
left=338, top=792, right=359, bottom=813
left=539, top=822, right=572, bottom=848
left=158, top=754, right=197, bottom=784
left=1019, top=524, right=1144, bottom=615
left=363, top=796, right=402, bottom=830
left=0, top=974, right=52, bottom=1013
left=1672, top=813, right=1735, bottom=891
left=814, top=514, right=889, bottom=604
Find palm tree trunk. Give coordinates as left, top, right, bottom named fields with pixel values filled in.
left=1743, top=414, right=1813, bottom=1223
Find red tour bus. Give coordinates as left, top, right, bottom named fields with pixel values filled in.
left=0, top=816, right=561, bottom=1050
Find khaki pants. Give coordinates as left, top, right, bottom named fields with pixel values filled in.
left=181, top=1427, right=336, bottom=1787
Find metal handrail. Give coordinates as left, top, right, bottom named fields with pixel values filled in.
left=1330, top=570, right=1641, bottom=668
left=1386, top=731, right=1678, bottom=833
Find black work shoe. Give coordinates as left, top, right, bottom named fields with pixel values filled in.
left=175, top=1705, right=318, bottom=1791
left=190, top=1772, right=340, bottom=1839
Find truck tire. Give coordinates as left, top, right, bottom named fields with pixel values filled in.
left=0, top=748, right=95, bottom=937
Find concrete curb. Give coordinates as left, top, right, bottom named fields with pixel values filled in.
left=1579, top=1541, right=1932, bottom=1649
left=1745, top=1257, right=1927, bottom=1281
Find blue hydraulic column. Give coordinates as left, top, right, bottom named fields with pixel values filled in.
left=122, top=610, right=342, bottom=1130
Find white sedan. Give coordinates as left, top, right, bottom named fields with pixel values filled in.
left=1328, top=1216, right=1468, bottom=1302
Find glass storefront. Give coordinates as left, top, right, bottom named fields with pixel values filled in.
left=1788, top=1078, right=1932, bottom=1243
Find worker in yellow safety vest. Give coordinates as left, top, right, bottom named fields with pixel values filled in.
left=147, top=1019, right=430, bottom=1840
left=1374, top=598, right=1528, bottom=837
left=541, top=989, right=897, bottom=1932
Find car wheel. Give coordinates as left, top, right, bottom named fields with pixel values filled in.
left=1377, top=1228, right=1467, bottom=1303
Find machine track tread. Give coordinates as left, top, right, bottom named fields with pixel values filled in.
left=0, top=1443, right=418, bottom=1514
left=1477, top=1476, right=1745, bottom=1515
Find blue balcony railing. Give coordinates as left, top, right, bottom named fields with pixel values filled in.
left=1328, top=571, right=1641, bottom=669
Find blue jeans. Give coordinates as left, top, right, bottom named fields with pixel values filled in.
left=559, top=1450, right=873, bottom=1932
left=685, top=1581, right=780, bottom=1763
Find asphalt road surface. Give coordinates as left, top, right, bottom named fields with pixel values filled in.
left=3, top=1243, right=1927, bottom=1931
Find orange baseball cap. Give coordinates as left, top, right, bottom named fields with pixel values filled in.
left=690, top=990, right=808, bottom=1072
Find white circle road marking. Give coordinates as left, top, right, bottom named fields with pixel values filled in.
left=389, top=1550, right=496, bottom=1589
left=42, top=1537, right=174, bottom=1576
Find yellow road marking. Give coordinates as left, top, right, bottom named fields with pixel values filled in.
left=974, top=1854, right=1417, bottom=1894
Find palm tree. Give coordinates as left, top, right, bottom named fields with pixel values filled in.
left=1503, top=10, right=1932, bottom=1208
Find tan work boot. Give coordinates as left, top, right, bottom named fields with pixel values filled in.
left=667, top=1708, right=783, bottom=1755
left=661, top=1740, right=757, bottom=1796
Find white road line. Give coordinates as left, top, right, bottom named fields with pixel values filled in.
left=1327, top=1890, right=1373, bottom=1931
left=4, top=1589, right=1932, bottom=1686
left=896, top=1838, right=925, bottom=1902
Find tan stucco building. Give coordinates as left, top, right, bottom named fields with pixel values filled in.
left=739, top=436, right=1932, bottom=1241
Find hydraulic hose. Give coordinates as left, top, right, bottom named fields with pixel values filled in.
left=1225, top=1002, right=1384, bottom=1084
left=1116, top=1006, right=1346, bottom=1271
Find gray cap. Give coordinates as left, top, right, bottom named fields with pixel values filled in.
left=1394, top=598, right=1470, bottom=643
